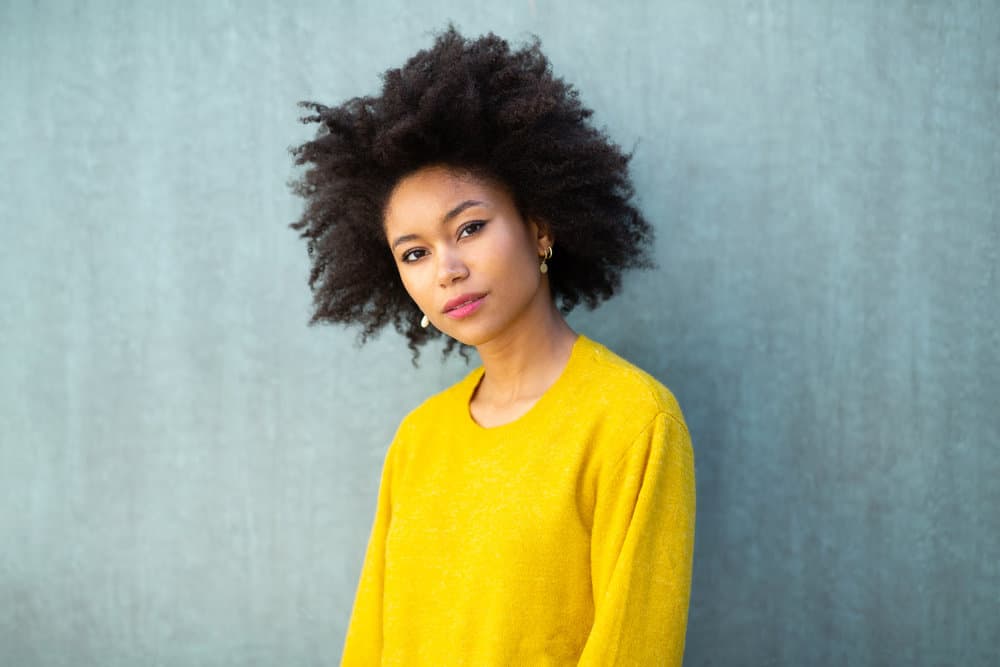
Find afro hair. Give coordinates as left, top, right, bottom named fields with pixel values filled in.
left=289, top=25, right=654, bottom=361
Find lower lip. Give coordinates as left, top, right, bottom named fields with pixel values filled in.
left=444, top=296, right=486, bottom=320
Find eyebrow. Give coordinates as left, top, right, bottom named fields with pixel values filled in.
left=390, top=199, right=486, bottom=250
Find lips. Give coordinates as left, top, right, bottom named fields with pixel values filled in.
left=442, top=292, right=487, bottom=319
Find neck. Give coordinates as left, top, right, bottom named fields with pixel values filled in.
left=473, top=292, right=578, bottom=406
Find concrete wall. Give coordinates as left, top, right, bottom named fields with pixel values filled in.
left=2, top=1, right=997, bottom=664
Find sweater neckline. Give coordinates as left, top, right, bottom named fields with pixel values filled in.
left=459, top=334, right=589, bottom=434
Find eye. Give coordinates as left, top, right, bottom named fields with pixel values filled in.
left=458, top=221, right=486, bottom=239
left=400, top=248, right=428, bottom=263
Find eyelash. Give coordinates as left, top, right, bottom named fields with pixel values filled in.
left=400, top=221, right=487, bottom=263
left=401, top=248, right=427, bottom=263
left=459, top=221, right=486, bottom=238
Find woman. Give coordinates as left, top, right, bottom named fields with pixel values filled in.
left=290, top=26, right=696, bottom=666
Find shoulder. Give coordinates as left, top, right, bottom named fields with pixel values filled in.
left=574, top=335, right=686, bottom=428
left=394, top=365, right=481, bottom=435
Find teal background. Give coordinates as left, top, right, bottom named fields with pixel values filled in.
left=2, top=1, right=998, bottom=665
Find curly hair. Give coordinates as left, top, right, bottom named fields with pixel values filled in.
left=289, top=25, right=654, bottom=361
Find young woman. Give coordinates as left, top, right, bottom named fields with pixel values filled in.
left=290, top=27, right=696, bottom=667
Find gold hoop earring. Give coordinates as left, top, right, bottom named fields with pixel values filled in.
left=539, top=245, right=553, bottom=274
left=420, top=314, right=430, bottom=328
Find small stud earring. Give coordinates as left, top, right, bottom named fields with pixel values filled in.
left=539, top=245, right=553, bottom=274
left=420, top=314, right=430, bottom=328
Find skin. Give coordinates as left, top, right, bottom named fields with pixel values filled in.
left=383, top=165, right=578, bottom=428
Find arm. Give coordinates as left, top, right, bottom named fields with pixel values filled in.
left=340, top=442, right=397, bottom=666
left=578, top=412, right=696, bottom=666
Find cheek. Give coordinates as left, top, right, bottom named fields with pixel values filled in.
left=489, top=239, right=540, bottom=295
left=506, top=233, right=541, bottom=275
left=398, top=272, right=423, bottom=303
left=398, top=266, right=436, bottom=311
left=490, top=226, right=534, bottom=267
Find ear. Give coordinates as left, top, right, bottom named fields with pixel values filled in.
left=529, top=217, right=554, bottom=254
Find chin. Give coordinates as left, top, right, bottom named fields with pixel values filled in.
left=444, top=330, right=488, bottom=348
left=441, top=320, right=503, bottom=348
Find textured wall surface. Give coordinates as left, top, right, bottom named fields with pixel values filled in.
left=1, top=1, right=998, bottom=665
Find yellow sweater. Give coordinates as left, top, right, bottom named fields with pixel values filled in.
left=341, top=335, right=696, bottom=666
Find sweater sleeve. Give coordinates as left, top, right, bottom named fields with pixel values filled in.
left=340, top=441, right=397, bottom=666
left=578, top=411, right=696, bottom=667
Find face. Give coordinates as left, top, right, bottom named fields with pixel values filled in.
left=383, top=165, right=552, bottom=347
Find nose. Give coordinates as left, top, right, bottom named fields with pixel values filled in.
left=436, top=246, right=469, bottom=286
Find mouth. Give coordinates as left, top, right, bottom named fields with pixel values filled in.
left=442, top=292, right=487, bottom=320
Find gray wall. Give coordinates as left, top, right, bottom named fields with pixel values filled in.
left=2, top=1, right=997, bottom=665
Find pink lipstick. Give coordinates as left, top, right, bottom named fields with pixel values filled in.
left=443, top=293, right=487, bottom=319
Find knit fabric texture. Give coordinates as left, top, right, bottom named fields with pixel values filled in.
left=341, top=335, right=696, bottom=666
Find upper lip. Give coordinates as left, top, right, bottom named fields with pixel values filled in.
left=443, top=292, right=487, bottom=312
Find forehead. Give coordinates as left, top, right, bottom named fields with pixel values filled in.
left=383, top=166, right=508, bottom=225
